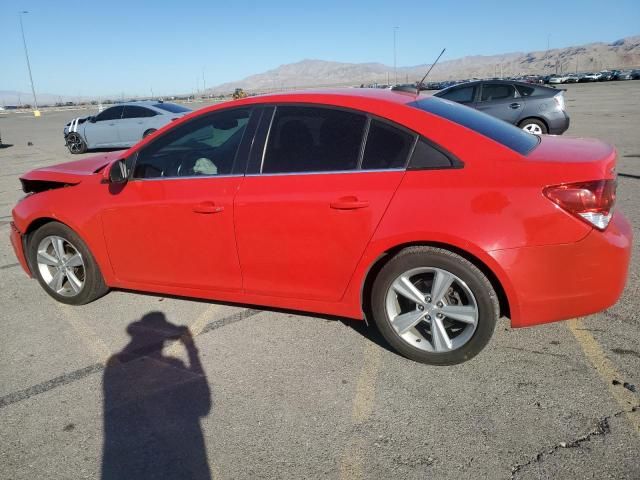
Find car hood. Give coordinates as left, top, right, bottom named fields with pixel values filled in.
left=20, top=151, right=123, bottom=184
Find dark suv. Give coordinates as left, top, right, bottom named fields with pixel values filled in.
left=434, top=80, right=570, bottom=135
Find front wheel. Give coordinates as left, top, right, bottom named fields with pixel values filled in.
left=28, top=222, right=108, bottom=305
left=370, top=247, right=498, bottom=365
left=66, top=132, right=87, bottom=154
left=519, top=118, right=547, bottom=135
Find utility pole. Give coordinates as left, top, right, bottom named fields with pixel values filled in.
left=393, top=26, right=399, bottom=85
left=19, top=11, right=39, bottom=114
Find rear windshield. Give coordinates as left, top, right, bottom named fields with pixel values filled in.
left=408, top=97, right=540, bottom=155
left=153, top=103, right=192, bottom=113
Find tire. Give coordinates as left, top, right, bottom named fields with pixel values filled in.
left=66, top=132, right=87, bottom=154
left=519, top=118, right=547, bottom=135
left=370, top=247, right=498, bottom=365
left=28, top=222, right=108, bottom=305
left=143, top=129, right=157, bottom=138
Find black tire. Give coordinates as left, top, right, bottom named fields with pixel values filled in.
left=143, top=128, right=157, bottom=138
left=518, top=118, right=547, bottom=135
left=66, top=132, right=87, bottom=154
left=370, top=247, right=498, bottom=365
left=28, top=222, right=108, bottom=305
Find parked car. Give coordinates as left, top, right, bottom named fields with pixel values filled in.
left=580, top=72, right=601, bottom=82
left=548, top=74, right=569, bottom=84
left=433, top=80, right=569, bottom=135
left=599, top=71, right=615, bottom=81
left=11, top=89, right=630, bottom=365
left=632, top=70, right=640, bottom=80
left=63, top=101, right=192, bottom=154
left=615, top=70, right=634, bottom=80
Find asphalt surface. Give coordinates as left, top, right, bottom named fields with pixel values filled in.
left=0, top=81, right=639, bottom=480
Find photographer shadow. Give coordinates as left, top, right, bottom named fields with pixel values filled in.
left=101, top=312, right=211, bottom=480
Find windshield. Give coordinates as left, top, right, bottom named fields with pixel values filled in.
left=409, top=97, right=540, bottom=155
left=153, top=103, right=192, bottom=114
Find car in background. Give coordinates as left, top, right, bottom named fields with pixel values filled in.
left=433, top=80, right=569, bottom=135
left=548, top=74, right=569, bottom=84
left=581, top=72, right=602, bottom=82
left=11, top=88, right=631, bottom=365
left=64, top=101, right=192, bottom=154
left=615, top=70, right=634, bottom=80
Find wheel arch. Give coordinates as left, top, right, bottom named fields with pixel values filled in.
left=360, top=241, right=512, bottom=323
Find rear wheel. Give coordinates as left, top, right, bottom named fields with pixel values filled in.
left=28, top=222, right=108, bottom=305
left=66, top=132, right=87, bottom=154
left=370, top=247, right=498, bottom=365
left=519, top=118, right=547, bottom=135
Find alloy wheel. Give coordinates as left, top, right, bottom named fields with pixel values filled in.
left=67, top=133, right=85, bottom=153
left=522, top=123, right=543, bottom=135
left=384, top=267, right=479, bottom=353
left=36, top=235, right=86, bottom=297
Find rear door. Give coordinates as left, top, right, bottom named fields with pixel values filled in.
left=234, top=105, right=413, bottom=301
left=475, top=82, right=522, bottom=123
left=119, top=105, right=158, bottom=145
left=85, top=106, right=124, bottom=147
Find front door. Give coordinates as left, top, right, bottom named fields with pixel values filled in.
left=85, top=105, right=124, bottom=147
left=101, top=107, right=255, bottom=291
left=234, top=106, right=413, bottom=301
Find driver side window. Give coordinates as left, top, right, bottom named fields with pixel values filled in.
left=133, top=108, right=251, bottom=179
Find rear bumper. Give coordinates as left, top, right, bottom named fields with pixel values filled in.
left=546, top=110, right=570, bottom=135
left=491, top=212, right=632, bottom=328
left=9, top=222, right=32, bottom=277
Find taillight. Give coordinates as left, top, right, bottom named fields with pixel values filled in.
left=554, top=92, right=565, bottom=111
left=543, top=179, right=616, bottom=230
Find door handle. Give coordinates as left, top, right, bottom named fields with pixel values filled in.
left=509, top=103, right=521, bottom=109
left=193, top=202, right=224, bottom=214
left=330, top=196, right=369, bottom=210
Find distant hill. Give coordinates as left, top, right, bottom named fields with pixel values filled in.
left=209, top=35, right=640, bottom=94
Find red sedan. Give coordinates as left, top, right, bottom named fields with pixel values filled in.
left=10, top=89, right=632, bottom=364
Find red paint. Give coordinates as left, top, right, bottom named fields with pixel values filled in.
left=10, top=89, right=632, bottom=328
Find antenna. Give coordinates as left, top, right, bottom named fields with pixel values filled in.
left=416, top=48, right=446, bottom=94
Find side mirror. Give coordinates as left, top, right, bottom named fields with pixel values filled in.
left=107, top=159, right=129, bottom=184
left=89, top=116, right=96, bottom=123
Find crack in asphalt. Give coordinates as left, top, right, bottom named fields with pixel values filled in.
left=0, top=308, right=262, bottom=409
left=509, top=407, right=639, bottom=479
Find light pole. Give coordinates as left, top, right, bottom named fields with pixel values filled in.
left=393, top=27, right=399, bottom=85
left=19, top=11, right=39, bottom=113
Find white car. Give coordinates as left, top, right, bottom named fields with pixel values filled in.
left=548, top=75, right=569, bottom=84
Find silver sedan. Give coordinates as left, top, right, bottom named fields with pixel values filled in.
left=64, top=101, right=191, bottom=154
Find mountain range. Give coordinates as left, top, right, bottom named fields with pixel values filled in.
left=209, top=35, right=640, bottom=94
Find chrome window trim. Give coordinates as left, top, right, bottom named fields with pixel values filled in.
left=245, top=168, right=405, bottom=178
left=129, top=173, right=245, bottom=182
left=259, top=107, right=277, bottom=174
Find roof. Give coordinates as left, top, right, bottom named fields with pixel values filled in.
left=244, top=87, right=419, bottom=105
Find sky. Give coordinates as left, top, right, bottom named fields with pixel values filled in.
left=2, top=0, right=639, bottom=99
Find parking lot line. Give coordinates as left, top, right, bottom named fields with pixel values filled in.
left=340, top=341, right=383, bottom=480
left=59, top=304, right=112, bottom=363
left=165, top=303, right=221, bottom=357
left=567, top=318, right=639, bottom=433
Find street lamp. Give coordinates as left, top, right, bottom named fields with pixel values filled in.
left=393, top=27, right=399, bottom=85
left=19, top=11, right=39, bottom=115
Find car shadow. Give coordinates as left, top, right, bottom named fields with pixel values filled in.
left=118, top=288, right=398, bottom=356
left=101, top=311, right=212, bottom=480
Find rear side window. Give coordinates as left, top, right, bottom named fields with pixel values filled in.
left=515, top=84, right=535, bottom=97
left=409, top=97, right=540, bottom=155
left=122, top=106, right=156, bottom=119
left=480, top=84, right=515, bottom=101
left=439, top=86, right=475, bottom=104
left=361, top=120, right=414, bottom=170
left=409, top=138, right=454, bottom=169
left=153, top=103, right=192, bottom=113
left=262, top=106, right=366, bottom=174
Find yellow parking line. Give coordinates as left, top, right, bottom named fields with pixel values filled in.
left=340, top=341, right=382, bottom=480
left=165, top=303, right=220, bottom=357
left=58, top=304, right=112, bottom=363
left=567, top=318, right=639, bottom=433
